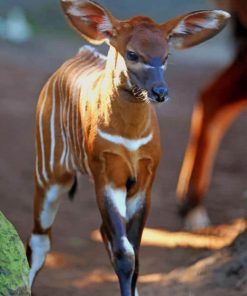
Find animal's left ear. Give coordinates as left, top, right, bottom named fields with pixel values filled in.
left=161, top=10, right=230, bottom=49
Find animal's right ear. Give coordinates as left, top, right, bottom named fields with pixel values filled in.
left=61, top=0, right=119, bottom=44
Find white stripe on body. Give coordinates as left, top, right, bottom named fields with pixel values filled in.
left=60, top=57, right=82, bottom=169
left=64, top=62, right=80, bottom=171
left=78, top=45, right=107, bottom=61
left=59, top=59, right=79, bottom=166
left=75, top=88, right=81, bottom=163
left=71, top=154, right=77, bottom=171
left=98, top=129, right=153, bottom=152
left=82, top=137, right=93, bottom=178
left=35, top=156, right=43, bottom=187
left=64, top=57, right=96, bottom=171
left=70, top=64, right=85, bottom=167
left=71, top=83, right=77, bottom=164
left=67, top=65, right=79, bottom=172
left=56, top=48, right=105, bottom=173
left=50, top=77, right=57, bottom=172
left=76, top=58, right=105, bottom=175
left=29, top=234, right=50, bottom=287
left=39, top=84, right=50, bottom=182
left=69, top=57, right=98, bottom=169
left=65, top=76, right=72, bottom=171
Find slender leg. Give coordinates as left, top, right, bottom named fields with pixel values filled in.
left=94, top=153, right=155, bottom=296
left=177, top=56, right=247, bottom=230
left=99, top=185, right=134, bottom=296
left=27, top=175, right=74, bottom=288
left=100, top=190, right=148, bottom=296
left=126, top=192, right=148, bottom=296
left=96, top=156, right=154, bottom=296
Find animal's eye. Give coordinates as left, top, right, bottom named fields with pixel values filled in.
left=126, top=51, right=139, bottom=62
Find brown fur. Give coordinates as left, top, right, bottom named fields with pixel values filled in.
left=27, top=1, right=230, bottom=294
left=177, top=0, right=247, bottom=220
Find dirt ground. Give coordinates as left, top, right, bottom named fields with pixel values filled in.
left=1, top=36, right=247, bottom=295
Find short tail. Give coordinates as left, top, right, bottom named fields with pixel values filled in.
left=68, top=176, right=77, bottom=200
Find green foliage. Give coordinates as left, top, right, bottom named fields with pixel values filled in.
left=0, top=212, right=30, bottom=296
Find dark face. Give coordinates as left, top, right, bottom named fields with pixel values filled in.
left=124, top=24, right=170, bottom=103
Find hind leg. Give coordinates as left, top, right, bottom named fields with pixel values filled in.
left=27, top=173, right=74, bottom=288
left=176, top=58, right=247, bottom=229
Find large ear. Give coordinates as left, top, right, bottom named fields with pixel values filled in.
left=60, top=0, right=119, bottom=44
left=161, top=10, right=230, bottom=49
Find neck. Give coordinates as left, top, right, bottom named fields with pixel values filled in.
left=102, top=46, right=131, bottom=94
left=99, top=46, right=153, bottom=137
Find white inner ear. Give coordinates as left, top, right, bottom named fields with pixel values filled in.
left=67, top=4, right=112, bottom=34
left=198, top=12, right=221, bottom=29
left=98, top=15, right=112, bottom=33
left=67, top=5, right=83, bottom=17
left=173, top=12, right=225, bottom=35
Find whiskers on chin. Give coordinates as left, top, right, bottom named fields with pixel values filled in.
left=131, top=86, right=150, bottom=104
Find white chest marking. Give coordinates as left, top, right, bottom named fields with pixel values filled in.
left=98, top=129, right=153, bottom=152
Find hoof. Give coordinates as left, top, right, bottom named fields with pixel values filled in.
left=184, top=206, right=211, bottom=231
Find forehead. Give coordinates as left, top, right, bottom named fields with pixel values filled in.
left=128, top=23, right=169, bottom=58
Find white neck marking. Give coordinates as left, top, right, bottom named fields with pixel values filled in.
left=98, top=129, right=153, bottom=152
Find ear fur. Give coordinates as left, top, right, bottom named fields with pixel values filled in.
left=61, top=0, right=118, bottom=44
left=161, top=10, right=230, bottom=49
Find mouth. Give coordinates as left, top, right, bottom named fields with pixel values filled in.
left=131, top=85, right=169, bottom=104
left=149, top=95, right=169, bottom=103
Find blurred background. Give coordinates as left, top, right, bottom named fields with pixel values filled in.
left=0, top=0, right=247, bottom=295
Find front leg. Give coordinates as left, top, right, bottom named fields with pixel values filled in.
left=100, top=186, right=135, bottom=296
left=96, top=155, right=155, bottom=296
left=126, top=159, right=154, bottom=296
left=126, top=194, right=146, bottom=296
left=93, top=153, right=136, bottom=296
left=93, top=152, right=156, bottom=296
left=101, top=192, right=146, bottom=296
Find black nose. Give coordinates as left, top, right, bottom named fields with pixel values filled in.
left=152, top=86, right=168, bottom=102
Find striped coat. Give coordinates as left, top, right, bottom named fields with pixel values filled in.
left=28, top=1, right=230, bottom=293
left=35, top=46, right=107, bottom=186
